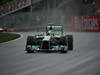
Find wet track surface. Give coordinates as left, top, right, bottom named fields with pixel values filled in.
left=0, top=32, right=100, bottom=75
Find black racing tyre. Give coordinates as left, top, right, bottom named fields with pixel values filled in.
left=25, top=36, right=36, bottom=53
left=67, top=35, right=73, bottom=50
left=26, top=50, right=34, bottom=53
left=60, top=48, right=67, bottom=53
left=26, top=36, right=36, bottom=45
left=59, top=36, right=67, bottom=45
left=60, top=50, right=67, bottom=53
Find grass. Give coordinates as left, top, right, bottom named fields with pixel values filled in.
left=0, top=33, right=21, bottom=43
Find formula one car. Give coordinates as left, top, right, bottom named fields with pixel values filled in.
left=0, top=28, right=7, bottom=32
left=25, top=24, right=73, bottom=53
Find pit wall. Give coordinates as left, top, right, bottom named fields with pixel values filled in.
left=70, top=15, right=100, bottom=32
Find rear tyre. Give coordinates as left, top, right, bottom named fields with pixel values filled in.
left=27, top=36, right=36, bottom=45
left=59, top=36, right=67, bottom=45
left=67, top=35, right=73, bottom=50
left=25, top=36, right=36, bottom=53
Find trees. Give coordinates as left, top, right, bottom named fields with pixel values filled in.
left=82, top=0, right=94, bottom=4
left=0, top=0, right=13, bottom=5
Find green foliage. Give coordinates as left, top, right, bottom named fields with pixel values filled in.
left=82, top=0, right=94, bottom=4
left=0, top=0, right=13, bottom=5
left=0, top=33, right=20, bottom=43
left=58, top=0, right=75, bottom=9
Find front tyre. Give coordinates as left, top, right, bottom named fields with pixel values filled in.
left=26, top=49, right=34, bottom=53
left=60, top=48, right=67, bottom=53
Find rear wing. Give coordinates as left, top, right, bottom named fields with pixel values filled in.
left=46, top=25, right=63, bottom=36
left=47, top=25, right=63, bottom=31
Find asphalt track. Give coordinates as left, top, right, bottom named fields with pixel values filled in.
left=0, top=32, right=100, bottom=75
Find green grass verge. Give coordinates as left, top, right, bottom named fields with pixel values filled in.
left=0, top=33, right=21, bottom=43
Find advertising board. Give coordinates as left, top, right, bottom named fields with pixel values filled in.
left=71, top=15, right=100, bottom=32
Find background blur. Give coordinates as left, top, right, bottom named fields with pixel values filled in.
left=0, top=0, right=100, bottom=32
